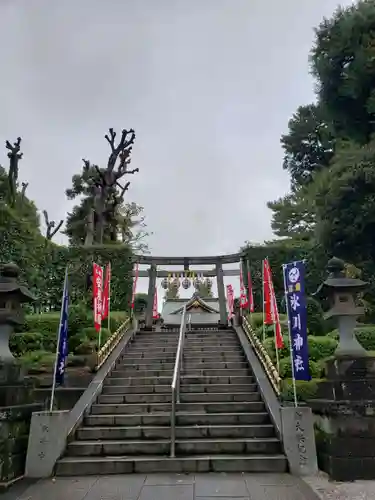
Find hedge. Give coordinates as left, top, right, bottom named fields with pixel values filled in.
left=280, top=379, right=319, bottom=402
left=328, top=326, right=375, bottom=351
left=10, top=308, right=128, bottom=370
left=242, top=241, right=325, bottom=314
left=0, top=203, right=134, bottom=312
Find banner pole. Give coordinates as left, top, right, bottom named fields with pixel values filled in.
left=50, top=266, right=68, bottom=413
left=270, top=281, right=280, bottom=378
left=282, top=264, right=298, bottom=407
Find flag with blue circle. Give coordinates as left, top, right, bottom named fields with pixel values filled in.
left=283, top=260, right=310, bottom=381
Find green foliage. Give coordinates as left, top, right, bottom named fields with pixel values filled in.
left=281, top=104, right=335, bottom=188
left=280, top=379, right=319, bottom=402
left=313, top=139, right=375, bottom=274
left=267, top=190, right=315, bottom=240
left=0, top=206, right=133, bottom=310
left=11, top=309, right=128, bottom=372
left=307, top=336, right=337, bottom=361
left=10, top=332, right=44, bottom=356
left=133, top=293, right=148, bottom=313
left=279, top=358, right=322, bottom=379
left=19, top=350, right=56, bottom=372
left=242, top=241, right=322, bottom=312
left=306, top=297, right=325, bottom=335
left=311, top=0, right=375, bottom=144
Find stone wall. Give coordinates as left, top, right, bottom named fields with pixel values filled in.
left=0, top=403, right=42, bottom=490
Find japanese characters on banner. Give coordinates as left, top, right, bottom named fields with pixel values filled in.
left=102, top=262, right=111, bottom=320
left=263, top=259, right=273, bottom=325
left=152, top=287, right=159, bottom=319
left=93, top=263, right=103, bottom=332
left=239, top=263, right=249, bottom=309
left=226, top=284, right=234, bottom=320
left=283, top=260, right=310, bottom=381
left=131, top=262, right=139, bottom=309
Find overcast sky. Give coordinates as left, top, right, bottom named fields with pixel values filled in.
left=0, top=0, right=353, bottom=300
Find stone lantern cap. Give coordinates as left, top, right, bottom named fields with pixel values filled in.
left=314, top=257, right=368, bottom=299
left=0, top=263, right=36, bottom=303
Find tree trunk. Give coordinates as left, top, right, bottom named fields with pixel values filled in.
left=85, top=209, right=95, bottom=246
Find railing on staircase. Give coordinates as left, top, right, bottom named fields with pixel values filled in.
left=242, top=316, right=281, bottom=396
left=170, top=305, right=187, bottom=457
left=95, top=317, right=132, bottom=371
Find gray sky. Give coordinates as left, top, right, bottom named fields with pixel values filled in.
left=0, top=0, right=352, bottom=300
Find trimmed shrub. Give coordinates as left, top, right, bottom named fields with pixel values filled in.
left=278, top=357, right=322, bottom=379
left=263, top=334, right=290, bottom=363
left=328, top=326, right=375, bottom=351
left=19, top=350, right=56, bottom=372
left=356, top=326, right=375, bottom=350
left=308, top=336, right=337, bottom=362
left=10, top=332, right=44, bottom=356
left=280, top=379, right=320, bottom=402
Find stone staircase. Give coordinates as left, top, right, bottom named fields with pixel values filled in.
left=56, top=328, right=287, bottom=475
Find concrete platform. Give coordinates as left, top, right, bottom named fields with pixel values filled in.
left=6, top=473, right=321, bottom=499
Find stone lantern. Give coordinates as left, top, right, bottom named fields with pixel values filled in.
left=0, top=263, right=35, bottom=365
left=310, top=257, right=375, bottom=481
left=315, top=257, right=367, bottom=357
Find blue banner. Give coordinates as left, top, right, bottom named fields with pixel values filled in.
left=55, top=270, right=69, bottom=386
left=283, top=260, right=310, bottom=381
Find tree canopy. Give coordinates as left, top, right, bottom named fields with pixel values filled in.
left=266, top=0, right=375, bottom=314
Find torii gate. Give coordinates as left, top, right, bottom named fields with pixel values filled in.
left=132, top=252, right=251, bottom=329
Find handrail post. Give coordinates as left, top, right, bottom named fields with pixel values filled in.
left=170, top=305, right=187, bottom=457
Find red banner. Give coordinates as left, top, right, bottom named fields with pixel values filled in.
left=152, top=287, right=158, bottom=319
left=263, top=259, right=284, bottom=349
left=226, top=284, right=234, bottom=320
left=248, top=270, right=255, bottom=313
left=272, top=292, right=284, bottom=349
left=131, top=262, right=139, bottom=309
left=263, top=259, right=273, bottom=325
left=102, top=262, right=111, bottom=320
left=93, top=263, right=103, bottom=332
left=239, top=263, right=249, bottom=309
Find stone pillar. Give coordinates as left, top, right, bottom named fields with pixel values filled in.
left=145, top=264, right=157, bottom=330
left=216, top=262, right=227, bottom=327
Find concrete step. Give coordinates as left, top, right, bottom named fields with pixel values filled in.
left=91, top=401, right=265, bottom=414
left=105, top=376, right=257, bottom=394
left=77, top=424, right=275, bottom=441
left=183, top=361, right=249, bottom=370
left=56, top=454, right=288, bottom=475
left=98, top=392, right=259, bottom=404
left=84, top=412, right=272, bottom=427
left=67, top=437, right=281, bottom=457
left=102, top=382, right=257, bottom=395
left=124, top=347, right=242, bottom=355
left=117, top=361, right=249, bottom=370
left=112, top=368, right=251, bottom=378
left=106, top=375, right=254, bottom=386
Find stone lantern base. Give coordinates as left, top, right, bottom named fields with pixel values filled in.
left=309, top=355, right=375, bottom=481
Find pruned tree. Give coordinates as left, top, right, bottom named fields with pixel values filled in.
left=66, top=127, right=139, bottom=245
left=43, top=210, right=64, bottom=240
left=6, top=137, right=23, bottom=207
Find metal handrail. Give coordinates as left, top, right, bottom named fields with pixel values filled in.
left=95, top=317, right=131, bottom=371
left=242, top=316, right=281, bottom=396
left=170, top=305, right=187, bottom=457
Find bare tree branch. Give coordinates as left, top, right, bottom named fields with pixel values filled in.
left=20, top=182, right=28, bottom=202
left=43, top=209, right=64, bottom=240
